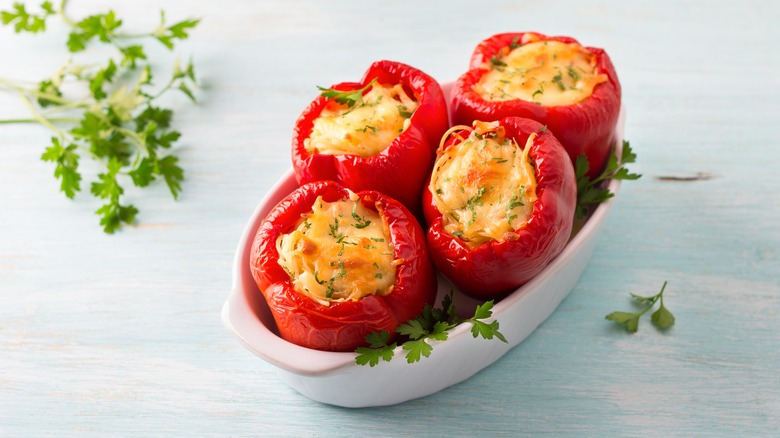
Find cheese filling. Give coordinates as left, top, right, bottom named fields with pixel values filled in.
left=305, top=81, right=419, bottom=157
left=430, top=121, right=538, bottom=247
left=474, top=38, right=607, bottom=106
left=276, top=192, right=398, bottom=306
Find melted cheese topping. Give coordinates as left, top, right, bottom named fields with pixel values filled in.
left=305, top=82, right=419, bottom=157
left=474, top=39, right=607, bottom=106
left=276, top=193, right=398, bottom=306
left=430, top=121, right=538, bottom=247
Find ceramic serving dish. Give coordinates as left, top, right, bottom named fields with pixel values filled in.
left=222, top=87, right=625, bottom=408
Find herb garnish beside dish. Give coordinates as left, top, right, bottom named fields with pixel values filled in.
left=0, top=0, right=199, bottom=233
left=355, top=291, right=507, bottom=366
left=574, top=140, right=641, bottom=218
left=606, top=281, right=675, bottom=333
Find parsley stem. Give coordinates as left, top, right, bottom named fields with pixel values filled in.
left=636, top=282, right=667, bottom=316
left=41, top=101, right=90, bottom=115
left=57, top=0, right=76, bottom=27
left=16, top=93, right=103, bottom=162
left=113, top=32, right=157, bottom=40
left=115, top=126, right=149, bottom=153
left=148, top=76, right=180, bottom=101
left=0, top=79, right=82, bottom=107
left=0, top=117, right=80, bottom=124
left=18, top=93, right=66, bottom=135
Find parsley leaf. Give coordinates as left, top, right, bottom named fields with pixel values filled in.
left=396, top=319, right=429, bottom=341
left=606, top=281, right=675, bottom=333
left=90, top=157, right=124, bottom=200
left=90, top=157, right=140, bottom=233
left=1, top=1, right=54, bottom=33
left=355, top=331, right=397, bottom=367
left=119, top=45, right=147, bottom=68
left=68, top=11, right=123, bottom=52
left=575, top=140, right=641, bottom=218
left=40, top=137, right=81, bottom=199
left=402, top=338, right=433, bottom=363
left=354, top=291, right=507, bottom=366
left=129, top=157, right=156, bottom=187
left=89, top=59, right=118, bottom=99
left=468, top=301, right=507, bottom=342
left=157, top=155, right=184, bottom=199
left=155, top=12, right=200, bottom=49
left=95, top=200, right=139, bottom=234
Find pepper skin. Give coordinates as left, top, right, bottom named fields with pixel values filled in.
left=423, top=117, right=576, bottom=300
left=292, top=60, right=449, bottom=215
left=450, top=32, right=621, bottom=178
left=250, top=180, right=437, bottom=352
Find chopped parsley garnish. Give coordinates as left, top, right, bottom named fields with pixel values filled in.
left=532, top=85, right=544, bottom=99
left=317, top=78, right=377, bottom=108
left=351, top=202, right=372, bottom=229
left=397, top=104, right=413, bottom=118
left=505, top=193, right=524, bottom=224
left=325, top=260, right=347, bottom=299
left=566, top=65, right=580, bottom=81
left=465, top=187, right=487, bottom=227
left=551, top=70, right=565, bottom=91
left=328, top=217, right=342, bottom=239
left=474, top=131, right=498, bottom=140
left=489, top=55, right=507, bottom=68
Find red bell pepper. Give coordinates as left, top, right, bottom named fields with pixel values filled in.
left=422, top=117, right=576, bottom=300
left=292, top=60, right=449, bottom=215
left=250, top=180, right=437, bottom=352
left=450, top=32, right=621, bottom=178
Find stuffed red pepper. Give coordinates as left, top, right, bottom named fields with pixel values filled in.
left=450, top=32, right=621, bottom=178
left=423, top=117, right=576, bottom=300
left=292, top=60, right=449, bottom=215
left=250, top=180, right=437, bottom=352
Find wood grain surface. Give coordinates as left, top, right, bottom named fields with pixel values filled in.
left=1, top=0, right=778, bottom=436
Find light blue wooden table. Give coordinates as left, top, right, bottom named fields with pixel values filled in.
left=1, top=0, right=778, bottom=436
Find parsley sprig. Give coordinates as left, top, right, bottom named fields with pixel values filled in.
left=1, top=1, right=55, bottom=33
left=605, top=281, right=675, bottom=333
left=575, top=140, right=641, bottom=218
left=317, top=78, right=377, bottom=108
left=0, top=0, right=199, bottom=233
left=355, top=292, right=507, bottom=366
